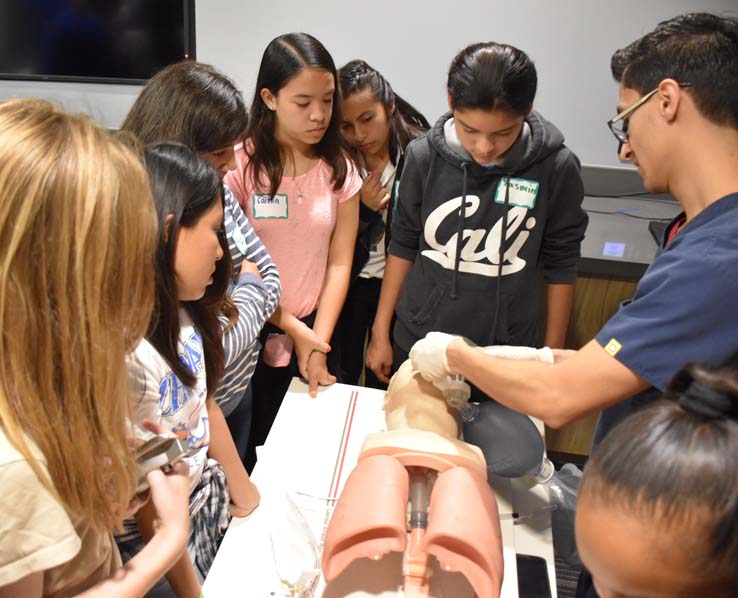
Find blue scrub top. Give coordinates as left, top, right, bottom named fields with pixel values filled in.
left=593, top=193, right=738, bottom=445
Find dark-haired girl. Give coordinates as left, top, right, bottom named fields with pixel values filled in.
left=119, top=144, right=260, bottom=596
left=225, top=33, right=360, bottom=458
left=366, top=42, right=587, bottom=387
left=576, top=361, right=738, bottom=598
left=331, top=59, right=430, bottom=388
left=122, top=61, right=282, bottom=463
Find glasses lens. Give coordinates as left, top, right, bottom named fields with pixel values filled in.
left=610, top=119, right=627, bottom=143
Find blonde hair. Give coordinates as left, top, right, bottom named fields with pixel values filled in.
left=0, top=99, right=157, bottom=532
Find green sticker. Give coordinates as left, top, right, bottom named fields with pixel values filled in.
left=494, top=177, right=539, bottom=209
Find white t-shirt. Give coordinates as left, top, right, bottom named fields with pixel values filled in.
left=129, top=309, right=210, bottom=493
left=358, top=153, right=399, bottom=280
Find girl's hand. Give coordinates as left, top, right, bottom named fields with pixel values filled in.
left=229, top=480, right=261, bottom=518
left=360, top=170, right=390, bottom=212
left=145, top=460, right=190, bottom=547
left=239, top=259, right=261, bottom=279
left=366, top=336, right=393, bottom=384
left=291, top=320, right=331, bottom=379
left=118, top=419, right=175, bottom=519
left=306, top=350, right=336, bottom=397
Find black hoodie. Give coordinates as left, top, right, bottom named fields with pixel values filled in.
left=389, top=111, right=587, bottom=352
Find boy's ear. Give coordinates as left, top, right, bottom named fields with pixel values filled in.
left=657, top=78, right=682, bottom=124
left=447, top=92, right=454, bottom=112
left=260, top=88, right=277, bottom=111
left=163, top=213, right=174, bottom=243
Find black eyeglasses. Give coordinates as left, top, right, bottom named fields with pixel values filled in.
left=607, top=82, right=692, bottom=154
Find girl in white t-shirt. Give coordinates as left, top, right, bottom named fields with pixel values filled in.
left=0, top=100, right=190, bottom=597
left=225, top=33, right=360, bottom=465
left=120, top=143, right=260, bottom=596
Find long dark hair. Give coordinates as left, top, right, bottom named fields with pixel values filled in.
left=447, top=42, right=537, bottom=114
left=580, top=361, right=738, bottom=590
left=245, top=32, right=348, bottom=196
left=121, top=61, right=249, bottom=153
left=144, top=143, right=232, bottom=395
left=338, top=59, right=429, bottom=156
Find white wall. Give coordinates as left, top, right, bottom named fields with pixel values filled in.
left=1, top=0, right=735, bottom=167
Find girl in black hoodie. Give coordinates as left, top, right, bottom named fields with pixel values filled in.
left=367, top=42, right=587, bottom=386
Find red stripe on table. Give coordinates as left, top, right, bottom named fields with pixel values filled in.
left=327, top=390, right=359, bottom=505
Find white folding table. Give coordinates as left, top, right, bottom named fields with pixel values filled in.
left=203, top=379, right=557, bottom=597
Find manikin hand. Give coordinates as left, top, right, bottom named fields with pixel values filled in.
left=409, top=331, right=458, bottom=381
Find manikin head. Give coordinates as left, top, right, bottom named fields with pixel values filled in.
left=384, top=361, right=461, bottom=438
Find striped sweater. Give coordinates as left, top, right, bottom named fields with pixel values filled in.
left=215, top=185, right=281, bottom=416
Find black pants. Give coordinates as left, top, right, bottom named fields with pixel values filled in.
left=332, top=276, right=388, bottom=390
left=576, top=569, right=599, bottom=598
left=246, top=312, right=339, bottom=471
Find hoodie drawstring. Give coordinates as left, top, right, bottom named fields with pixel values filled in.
left=450, top=162, right=469, bottom=299
left=489, top=174, right=511, bottom=344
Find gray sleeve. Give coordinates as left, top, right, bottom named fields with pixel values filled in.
left=541, top=148, right=588, bottom=284
left=221, top=195, right=281, bottom=368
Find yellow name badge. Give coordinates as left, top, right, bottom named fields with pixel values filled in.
left=604, top=338, right=623, bottom=357
left=253, top=193, right=288, bottom=219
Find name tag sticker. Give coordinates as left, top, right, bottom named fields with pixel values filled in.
left=253, top=194, right=288, bottom=219
left=494, top=177, right=539, bottom=209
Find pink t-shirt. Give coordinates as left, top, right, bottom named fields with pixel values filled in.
left=225, top=142, right=360, bottom=319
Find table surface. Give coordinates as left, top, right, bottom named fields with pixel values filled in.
left=203, top=380, right=557, bottom=597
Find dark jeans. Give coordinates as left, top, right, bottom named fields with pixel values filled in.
left=332, top=276, right=388, bottom=390
left=224, top=383, right=253, bottom=466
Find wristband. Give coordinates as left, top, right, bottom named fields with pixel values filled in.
left=310, top=348, right=327, bottom=355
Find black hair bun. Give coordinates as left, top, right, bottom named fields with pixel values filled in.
left=678, top=378, right=738, bottom=420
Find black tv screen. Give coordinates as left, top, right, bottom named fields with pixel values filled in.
left=0, top=1, right=196, bottom=84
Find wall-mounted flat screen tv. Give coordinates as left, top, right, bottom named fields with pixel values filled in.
left=0, top=1, right=196, bottom=84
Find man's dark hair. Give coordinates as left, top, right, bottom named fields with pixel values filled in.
left=611, top=12, right=738, bottom=129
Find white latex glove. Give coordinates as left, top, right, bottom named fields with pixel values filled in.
left=480, top=345, right=554, bottom=363
left=409, top=331, right=459, bottom=381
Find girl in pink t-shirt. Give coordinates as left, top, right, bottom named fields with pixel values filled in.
left=225, top=33, right=360, bottom=458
